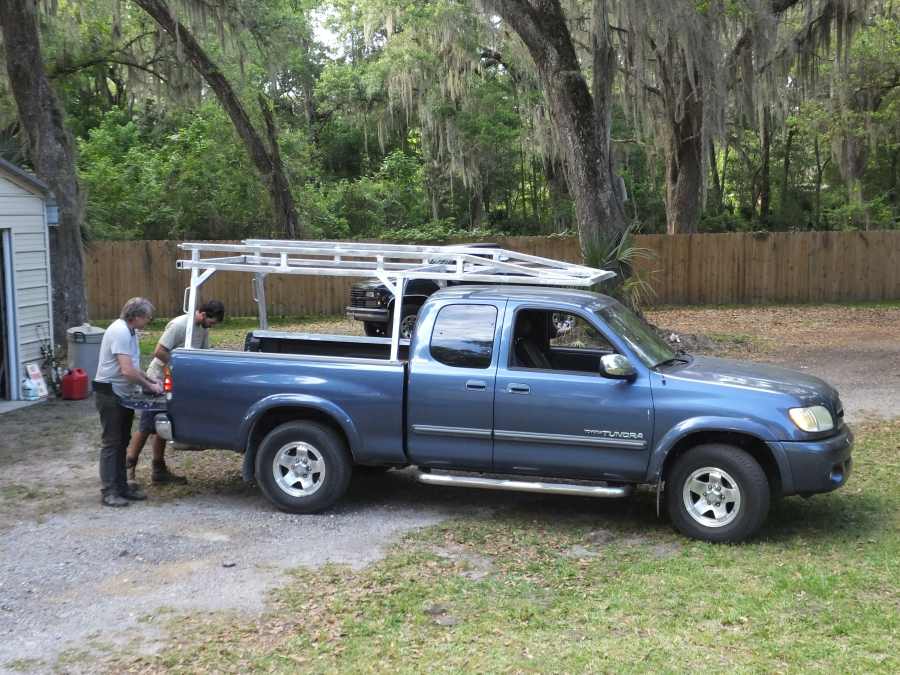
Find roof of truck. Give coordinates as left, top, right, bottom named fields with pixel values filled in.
left=430, top=284, right=616, bottom=309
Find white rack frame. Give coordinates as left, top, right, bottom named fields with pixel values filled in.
left=177, top=239, right=614, bottom=361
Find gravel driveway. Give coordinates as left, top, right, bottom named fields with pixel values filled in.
left=1, top=305, right=897, bottom=671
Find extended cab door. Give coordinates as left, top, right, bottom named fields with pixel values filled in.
left=492, top=305, right=653, bottom=482
left=406, top=300, right=505, bottom=470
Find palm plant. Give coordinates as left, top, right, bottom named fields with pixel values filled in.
left=583, top=223, right=657, bottom=312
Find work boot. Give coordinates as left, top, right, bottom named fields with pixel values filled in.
left=126, top=456, right=138, bottom=481
left=101, top=493, right=130, bottom=508
left=152, top=461, right=187, bottom=485
left=123, top=482, right=147, bottom=501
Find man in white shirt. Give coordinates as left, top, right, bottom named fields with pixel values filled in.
left=125, top=300, right=225, bottom=484
left=94, top=297, right=163, bottom=507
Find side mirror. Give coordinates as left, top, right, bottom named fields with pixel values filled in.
left=600, top=353, right=636, bottom=380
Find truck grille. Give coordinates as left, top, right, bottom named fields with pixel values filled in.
left=350, top=287, right=380, bottom=309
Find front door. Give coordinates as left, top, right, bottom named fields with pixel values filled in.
left=406, top=301, right=504, bottom=471
left=493, top=308, right=653, bottom=481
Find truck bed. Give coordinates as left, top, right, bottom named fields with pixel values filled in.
left=167, top=336, right=408, bottom=464
left=244, top=330, right=410, bottom=361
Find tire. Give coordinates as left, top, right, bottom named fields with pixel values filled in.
left=255, top=421, right=352, bottom=514
left=385, top=303, right=422, bottom=339
left=363, top=322, right=386, bottom=337
left=666, top=444, right=770, bottom=543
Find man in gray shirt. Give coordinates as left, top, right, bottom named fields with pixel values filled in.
left=94, top=297, right=163, bottom=507
left=126, top=300, right=225, bottom=484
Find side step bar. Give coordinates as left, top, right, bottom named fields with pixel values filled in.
left=416, top=471, right=633, bottom=498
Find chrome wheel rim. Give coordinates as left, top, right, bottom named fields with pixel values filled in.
left=682, top=466, right=741, bottom=528
left=273, top=442, right=326, bottom=497
left=399, top=314, right=417, bottom=339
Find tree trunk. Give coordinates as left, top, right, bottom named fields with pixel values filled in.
left=133, top=0, right=300, bottom=238
left=813, top=136, right=828, bottom=228
left=780, top=123, right=795, bottom=220
left=490, top=0, right=627, bottom=258
left=709, top=140, right=722, bottom=215
left=758, top=106, right=772, bottom=222
left=659, top=47, right=703, bottom=234
left=665, top=132, right=703, bottom=234
left=1, top=0, right=87, bottom=345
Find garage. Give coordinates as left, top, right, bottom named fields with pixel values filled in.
left=0, top=158, right=55, bottom=403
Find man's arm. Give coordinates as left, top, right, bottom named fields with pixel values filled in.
left=116, top=354, right=163, bottom=394
left=152, top=343, right=172, bottom=365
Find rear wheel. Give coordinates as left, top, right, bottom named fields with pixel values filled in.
left=255, top=422, right=351, bottom=513
left=666, top=444, right=770, bottom=543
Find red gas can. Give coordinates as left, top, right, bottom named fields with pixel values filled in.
left=61, top=368, right=89, bottom=400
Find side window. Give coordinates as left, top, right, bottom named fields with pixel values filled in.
left=550, top=313, right=613, bottom=351
left=513, top=309, right=612, bottom=373
left=430, top=304, right=497, bottom=369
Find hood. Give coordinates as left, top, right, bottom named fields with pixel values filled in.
left=667, top=355, right=842, bottom=411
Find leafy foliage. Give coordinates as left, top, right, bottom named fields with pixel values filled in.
left=1, top=0, right=898, bottom=241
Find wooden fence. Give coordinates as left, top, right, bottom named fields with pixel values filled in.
left=84, top=231, right=900, bottom=318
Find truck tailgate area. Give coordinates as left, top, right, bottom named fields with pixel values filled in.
left=167, top=347, right=407, bottom=464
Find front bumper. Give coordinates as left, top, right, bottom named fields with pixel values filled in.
left=776, top=424, right=853, bottom=496
left=346, top=306, right=389, bottom=322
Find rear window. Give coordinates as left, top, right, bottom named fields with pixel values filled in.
left=430, top=304, right=497, bottom=369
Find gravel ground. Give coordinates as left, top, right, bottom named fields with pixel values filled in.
left=1, top=305, right=897, bottom=672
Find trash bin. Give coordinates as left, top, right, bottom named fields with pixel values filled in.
left=67, top=324, right=106, bottom=391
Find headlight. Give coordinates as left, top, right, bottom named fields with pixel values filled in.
left=789, top=405, right=834, bottom=433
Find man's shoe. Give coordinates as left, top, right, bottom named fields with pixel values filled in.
left=152, top=462, right=188, bottom=485
left=101, top=493, right=130, bottom=508
left=123, top=483, right=147, bottom=501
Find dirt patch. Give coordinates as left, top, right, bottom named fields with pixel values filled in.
left=647, top=304, right=900, bottom=420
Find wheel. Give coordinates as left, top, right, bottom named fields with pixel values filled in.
left=385, top=304, right=421, bottom=339
left=666, top=444, right=770, bottom=543
left=363, top=321, right=386, bottom=337
left=255, top=421, right=352, bottom=514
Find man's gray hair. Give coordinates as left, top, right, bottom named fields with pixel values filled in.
left=119, top=297, right=155, bottom=321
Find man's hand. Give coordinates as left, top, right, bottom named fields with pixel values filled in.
left=147, top=380, right=164, bottom=395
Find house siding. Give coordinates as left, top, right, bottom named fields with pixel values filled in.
left=0, top=171, right=51, bottom=400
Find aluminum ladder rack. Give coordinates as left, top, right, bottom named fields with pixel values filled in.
left=176, top=239, right=615, bottom=360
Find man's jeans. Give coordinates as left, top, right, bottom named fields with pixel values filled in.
left=95, top=386, right=134, bottom=496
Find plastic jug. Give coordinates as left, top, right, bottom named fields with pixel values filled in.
left=61, top=368, right=90, bottom=400
left=21, top=378, right=41, bottom=401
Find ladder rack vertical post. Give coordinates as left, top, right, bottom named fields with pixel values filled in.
left=184, top=248, right=199, bottom=349
left=253, top=272, right=269, bottom=329
left=389, top=276, right=406, bottom=362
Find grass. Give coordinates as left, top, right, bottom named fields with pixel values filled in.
left=111, top=419, right=900, bottom=673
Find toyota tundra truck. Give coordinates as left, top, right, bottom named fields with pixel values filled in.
left=155, top=285, right=852, bottom=542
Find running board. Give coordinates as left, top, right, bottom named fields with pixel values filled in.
left=416, top=471, right=633, bottom=498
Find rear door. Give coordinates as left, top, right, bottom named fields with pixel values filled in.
left=406, top=301, right=504, bottom=470
left=492, top=306, right=653, bottom=482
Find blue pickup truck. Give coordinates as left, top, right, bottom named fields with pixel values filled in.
left=157, top=285, right=852, bottom=542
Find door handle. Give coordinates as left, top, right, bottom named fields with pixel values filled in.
left=465, top=380, right=487, bottom=391
left=507, top=383, right=530, bottom=394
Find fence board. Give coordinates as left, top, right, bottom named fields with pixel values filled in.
left=84, top=232, right=900, bottom=318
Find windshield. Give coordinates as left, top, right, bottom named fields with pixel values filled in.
left=594, top=300, right=676, bottom=368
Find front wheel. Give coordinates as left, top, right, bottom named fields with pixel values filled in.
left=363, top=321, right=386, bottom=337
left=385, top=304, right=421, bottom=339
left=666, top=444, right=770, bottom=543
left=255, top=421, right=351, bottom=513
